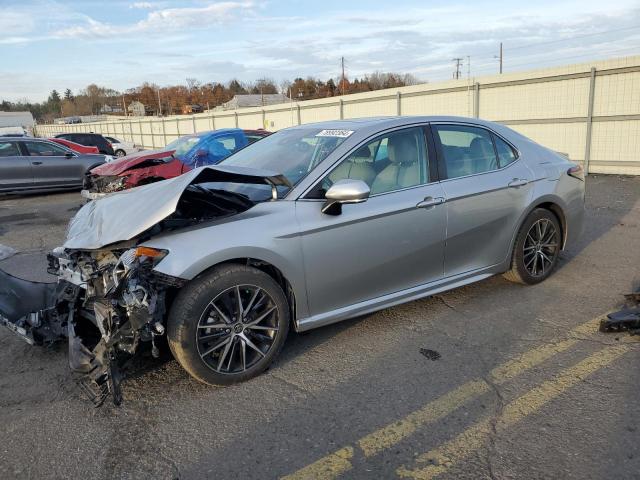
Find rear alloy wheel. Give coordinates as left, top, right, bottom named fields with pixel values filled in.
left=168, top=264, right=289, bottom=385
left=503, top=208, right=561, bottom=285
left=115, top=149, right=126, bottom=157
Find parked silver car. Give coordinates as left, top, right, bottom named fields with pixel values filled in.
left=0, top=116, right=584, bottom=404
left=0, top=137, right=107, bottom=193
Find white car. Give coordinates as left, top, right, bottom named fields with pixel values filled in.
left=104, top=136, right=143, bottom=158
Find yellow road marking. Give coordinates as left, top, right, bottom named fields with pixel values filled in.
left=396, top=344, right=630, bottom=480
left=281, top=447, right=354, bottom=480
left=281, top=313, right=617, bottom=480
left=358, top=381, right=490, bottom=457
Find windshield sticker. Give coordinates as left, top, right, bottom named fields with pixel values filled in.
left=315, top=129, right=354, bottom=138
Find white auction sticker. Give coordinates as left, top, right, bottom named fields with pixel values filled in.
left=315, top=129, right=354, bottom=138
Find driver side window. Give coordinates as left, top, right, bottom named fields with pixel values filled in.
left=316, top=127, right=429, bottom=197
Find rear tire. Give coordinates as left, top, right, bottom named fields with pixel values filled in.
left=115, top=149, right=126, bottom=157
left=503, top=208, right=561, bottom=285
left=167, top=264, right=290, bottom=385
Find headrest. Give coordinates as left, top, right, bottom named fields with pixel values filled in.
left=388, top=134, right=418, bottom=164
left=352, top=145, right=373, bottom=163
left=469, top=137, right=493, bottom=157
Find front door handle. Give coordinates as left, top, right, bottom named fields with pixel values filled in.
left=32, top=161, right=43, bottom=165
left=416, top=196, right=445, bottom=209
left=508, top=178, right=529, bottom=188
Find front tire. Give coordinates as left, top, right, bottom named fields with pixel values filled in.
left=167, top=264, right=290, bottom=385
left=503, top=208, right=561, bottom=285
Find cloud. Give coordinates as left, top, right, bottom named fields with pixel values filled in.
left=130, top=2, right=153, bottom=8
left=59, top=1, right=256, bottom=38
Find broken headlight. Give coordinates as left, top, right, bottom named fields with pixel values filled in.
left=110, top=247, right=168, bottom=290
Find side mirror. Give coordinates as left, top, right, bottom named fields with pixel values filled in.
left=322, top=179, right=370, bottom=215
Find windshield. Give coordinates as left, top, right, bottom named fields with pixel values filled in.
left=221, top=127, right=352, bottom=185
left=166, top=134, right=204, bottom=159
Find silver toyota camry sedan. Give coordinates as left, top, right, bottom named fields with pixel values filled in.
left=0, top=116, right=585, bottom=404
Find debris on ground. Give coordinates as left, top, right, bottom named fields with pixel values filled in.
left=600, top=287, right=640, bottom=336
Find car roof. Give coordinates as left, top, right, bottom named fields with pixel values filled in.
left=1, top=136, right=49, bottom=141
left=284, top=115, right=504, bottom=132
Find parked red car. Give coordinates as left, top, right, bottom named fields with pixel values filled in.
left=50, top=137, right=100, bottom=155
left=83, top=128, right=270, bottom=196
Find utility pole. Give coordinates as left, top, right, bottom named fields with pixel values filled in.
left=452, top=58, right=463, bottom=80
left=341, top=56, right=346, bottom=95
left=157, top=88, right=162, bottom=116
left=498, top=42, right=503, bottom=74
left=122, top=94, right=127, bottom=117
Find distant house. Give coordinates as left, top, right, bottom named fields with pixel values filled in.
left=127, top=101, right=147, bottom=117
left=220, top=94, right=290, bottom=110
left=182, top=104, right=204, bottom=114
left=100, top=104, right=124, bottom=114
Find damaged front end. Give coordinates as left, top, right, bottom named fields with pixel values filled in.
left=1, top=246, right=184, bottom=406
left=1, top=165, right=290, bottom=406
left=82, top=174, right=129, bottom=199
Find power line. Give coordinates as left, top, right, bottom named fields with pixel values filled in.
left=393, top=24, right=639, bottom=73
left=504, top=25, right=640, bottom=52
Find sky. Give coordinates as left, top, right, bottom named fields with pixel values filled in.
left=1, top=0, right=639, bottom=102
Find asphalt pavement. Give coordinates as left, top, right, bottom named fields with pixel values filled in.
left=0, top=175, right=639, bottom=480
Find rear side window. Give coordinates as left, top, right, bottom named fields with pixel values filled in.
left=24, top=141, right=69, bottom=156
left=0, top=142, right=20, bottom=157
left=79, top=134, right=96, bottom=146
left=246, top=135, right=265, bottom=144
left=493, top=134, right=518, bottom=167
left=434, top=125, right=498, bottom=179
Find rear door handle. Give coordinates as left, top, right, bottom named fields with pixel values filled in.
left=416, top=196, right=445, bottom=209
left=508, top=178, right=529, bottom=188
left=32, top=161, right=43, bottom=165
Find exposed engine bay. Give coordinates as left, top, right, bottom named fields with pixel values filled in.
left=0, top=165, right=291, bottom=406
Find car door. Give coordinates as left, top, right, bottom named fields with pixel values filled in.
left=22, top=140, right=78, bottom=187
left=432, top=123, right=534, bottom=277
left=296, top=126, right=446, bottom=317
left=0, top=140, right=33, bottom=191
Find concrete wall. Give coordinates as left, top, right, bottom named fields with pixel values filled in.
left=35, top=55, right=640, bottom=175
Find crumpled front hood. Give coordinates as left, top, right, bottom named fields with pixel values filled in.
left=64, top=165, right=291, bottom=250
left=91, top=148, right=176, bottom=175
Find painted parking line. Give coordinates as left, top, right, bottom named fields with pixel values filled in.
left=396, top=344, right=631, bottom=479
left=280, top=313, right=610, bottom=480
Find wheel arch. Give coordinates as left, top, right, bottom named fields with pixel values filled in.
left=507, top=195, right=569, bottom=267
left=189, top=257, right=299, bottom=326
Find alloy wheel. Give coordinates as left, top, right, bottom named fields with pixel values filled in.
left=523, top=218, right=559, bottom=277
left=196, top=284, right=280, bottom=374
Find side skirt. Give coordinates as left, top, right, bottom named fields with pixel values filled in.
left=295, top=265, right=503, bottom=332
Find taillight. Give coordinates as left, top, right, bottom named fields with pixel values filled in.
left=567, top=165, right=584, bottom=181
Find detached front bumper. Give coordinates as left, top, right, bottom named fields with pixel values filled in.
left=0, top=268, right=63, bottom=345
